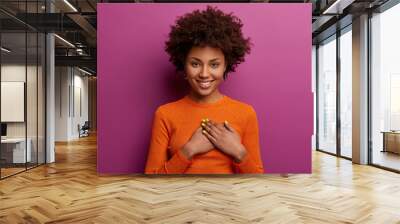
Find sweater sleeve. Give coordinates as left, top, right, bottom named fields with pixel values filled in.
left=144, top=108, right=192, bottom=174
left=232, top=107, right=265, bottom=173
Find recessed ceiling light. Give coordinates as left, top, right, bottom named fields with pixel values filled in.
left=78, top=67, right=93, bottom=76
left=54, top=34, right=75, bottom=48
left=63, top=0, right=78, bottom=12
left=1, top=47, right=11, bottom=53
left=322, top=0, right=354, bottom=15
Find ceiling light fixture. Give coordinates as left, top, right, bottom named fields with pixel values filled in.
left=1, top=47, right=11, bottom=53
left=63, top=0, right=78, bottom=12
left=54, top=34, right=75, bottom=48
left=78, top=67, right=93, bottom=76
left=322, top=0, right=355, bottom=15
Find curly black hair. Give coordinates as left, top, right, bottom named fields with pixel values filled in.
left=165, top=6, right=251, bottom=79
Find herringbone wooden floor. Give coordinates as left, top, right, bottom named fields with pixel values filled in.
left=1, top=133, right=400, bottom=224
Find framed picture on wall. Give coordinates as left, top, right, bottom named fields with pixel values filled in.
left=1, top=81, right=25, bottom=122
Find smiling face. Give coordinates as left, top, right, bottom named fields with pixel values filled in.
left=184, top=46, right=227, bottom=102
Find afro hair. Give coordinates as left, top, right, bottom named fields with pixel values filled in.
left=165, top=6, right=252, bottom=79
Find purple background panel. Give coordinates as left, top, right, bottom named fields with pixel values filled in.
left=98, top=3, right=313, bottom=174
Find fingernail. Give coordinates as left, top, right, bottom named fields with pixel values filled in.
left=201, top=122, right=206, bottom=127
left=202, top=130, right=206, bottom=134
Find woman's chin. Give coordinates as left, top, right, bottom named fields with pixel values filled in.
left=195, top=88, right=214, bottom=96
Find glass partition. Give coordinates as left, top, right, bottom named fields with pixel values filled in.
left=0, top=1, right=46, bottom=179
left=1, top=30, right=28, bottom=177
left=27, top=30, right=38, bottom=170
left=38, top=32, right=45, bottom=165
left=317, top=35, right=337, bottom=154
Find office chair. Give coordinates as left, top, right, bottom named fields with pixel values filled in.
left=79, top=121, right=90, bottom=138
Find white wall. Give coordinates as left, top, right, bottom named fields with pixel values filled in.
left=55, top=66, right=69, bottom=141
left=72, top=72, right=89, bottom=138
left=55, top=66, right=89, bottom=141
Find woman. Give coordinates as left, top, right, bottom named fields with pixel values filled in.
left=145, top=6, right=264, bottom=174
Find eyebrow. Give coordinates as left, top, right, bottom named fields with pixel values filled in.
left=189, top=57, right=221, bottom=62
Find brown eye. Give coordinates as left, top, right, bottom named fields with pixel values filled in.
left=210, top=63, right=219, bottom=69
left=191, top=62, right=200, bottom=68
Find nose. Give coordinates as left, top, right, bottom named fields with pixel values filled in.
left=199, top=66, right=211, bottom=78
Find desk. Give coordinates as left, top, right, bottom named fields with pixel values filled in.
left=1, top=138, right=32, bottom=163
left=381, top=131, right=400, bottom=154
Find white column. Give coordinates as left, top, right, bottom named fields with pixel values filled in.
left=352, top=14, right=369, bottom=164
left=46, top=1, right=55, bottom=163
left=46, top=33, right=55, bottom=163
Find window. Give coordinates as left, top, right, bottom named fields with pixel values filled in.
left=371, top=2, right=400, bottom=171
left=339, top=27, right=352, bottom=158
left=317, top=35, right=337, bottom=154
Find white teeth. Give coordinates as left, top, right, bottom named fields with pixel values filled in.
left=197, top=80, right=213, bottom=88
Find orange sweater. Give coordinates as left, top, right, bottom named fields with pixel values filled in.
left=145, top=95, right=264, bottom=174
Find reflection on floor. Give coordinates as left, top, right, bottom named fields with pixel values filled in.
left=0, top=162, right=42, bottom=179
left=0, top=167, right=25, bottom=177
left=373, top=150, right=400, bottom=171
left=341, top=147, right=352, bottom=158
